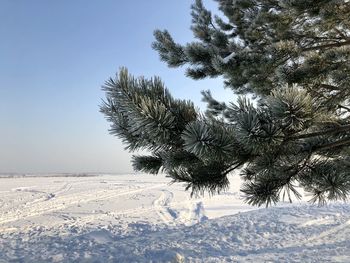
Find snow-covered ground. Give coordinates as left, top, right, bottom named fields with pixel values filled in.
left=0, top=173, right=349, bottom=262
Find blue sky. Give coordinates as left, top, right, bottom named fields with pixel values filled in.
left=0, top=0, right=233, bottom=174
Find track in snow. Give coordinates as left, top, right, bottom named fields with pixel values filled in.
left=152, top=190, right=209, bottom=226
left=0, top=183, right=165, bottom=225
left=153, top=190, right=178, bottom=225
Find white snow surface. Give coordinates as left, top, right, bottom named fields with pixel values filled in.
left=0, top=173, right=349, bottom=262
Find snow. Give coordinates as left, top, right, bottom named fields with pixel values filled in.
left=222, top=52, right=235, bottom=63
left=0, top=173, right=349, bottom=262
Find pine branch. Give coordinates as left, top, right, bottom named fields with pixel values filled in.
left=223, top=161, right=245, bottom=175
left=338, top=105, right=350, bottom=112
left=313, top=137, right=350, bottom=152
left=287, top=124, right=350, bottom=140
left=334, top=28, right=349, bottom=40
left=102, top=0, right=350, bottom=206
left=302, top=40, right=350, bottom=52
left=319, top=84, right=340, bottom=91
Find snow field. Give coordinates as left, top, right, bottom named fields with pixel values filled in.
left=0, top=174, right=349, bottom=262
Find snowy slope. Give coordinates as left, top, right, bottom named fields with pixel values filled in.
left=0, top=174, right=349, bottom=262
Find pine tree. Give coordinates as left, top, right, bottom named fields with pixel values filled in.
left=101, top=0, right=350, bottom=206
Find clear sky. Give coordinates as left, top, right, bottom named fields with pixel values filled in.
left=0, top=0, right=233, bottom=174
